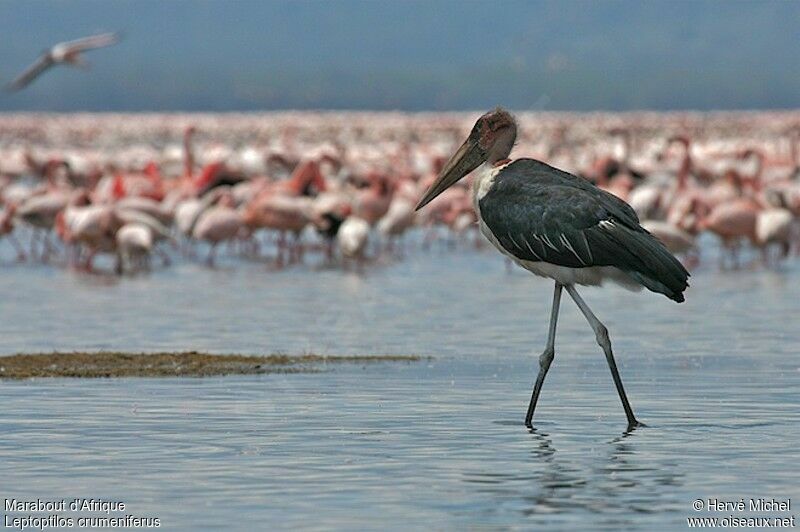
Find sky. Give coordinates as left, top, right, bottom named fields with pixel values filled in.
left=0, top=0, right=798, bottom=112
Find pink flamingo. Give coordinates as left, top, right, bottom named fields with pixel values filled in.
left=192, top=191, right=244, bottom=266
left=242, top=160, right=328, bottom=265
left=337, top=216, right=370, bottom=271
left=56, top=195, right=122, bottom=272
left=354, top=172, right=393, bottom=225
left=700, top=198, right=761, bottom=268
left=377, top=177, right=417, bottom=253
left=16, top=190, right=72, bottom=260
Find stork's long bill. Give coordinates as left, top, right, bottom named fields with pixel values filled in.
left=415, top=137, right=486, bottom=211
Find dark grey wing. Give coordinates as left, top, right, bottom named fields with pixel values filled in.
left=481, top=183, right=601, bottom=267
left=6, top=54, right=54, bottom=91
left=479, top=162, right=689, bottom=302
left=61, top=32, right=121, bottom=53
left=505, top=159, right=641, bottom=228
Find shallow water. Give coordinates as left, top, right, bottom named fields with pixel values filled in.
left=1, top=239, right=799, bottom=530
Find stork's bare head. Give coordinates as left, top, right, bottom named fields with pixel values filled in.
left=416, top=107, right=517, bottom=211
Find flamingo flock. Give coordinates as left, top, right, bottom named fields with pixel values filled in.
left=0, top=111, right=799, bottom=275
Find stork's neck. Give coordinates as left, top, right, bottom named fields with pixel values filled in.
left=471, top=160, right=511, bottom=214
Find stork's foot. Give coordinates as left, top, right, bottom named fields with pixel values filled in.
left=625, top=419, right=647, bottom=433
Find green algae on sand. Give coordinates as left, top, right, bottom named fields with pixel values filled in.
left=0, top=351, right=424, bottom=379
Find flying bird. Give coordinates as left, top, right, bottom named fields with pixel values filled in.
left=6, top=32, right=121, bottom=91
left=416, top=108, right=689, bottom=431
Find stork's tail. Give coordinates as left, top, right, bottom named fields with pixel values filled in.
left=591, top=224, right=690, bottom=302
left=623, top=230, right=690, bottom=302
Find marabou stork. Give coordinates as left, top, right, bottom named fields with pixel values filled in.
left=416, top=108, right=689, bottom=431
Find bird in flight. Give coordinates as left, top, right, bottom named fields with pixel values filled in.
left=6, top=32, right=121, bottom=92
left=416, top=107, right=689, bottom=431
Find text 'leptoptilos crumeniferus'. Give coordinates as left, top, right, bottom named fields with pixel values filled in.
left=415, top=108, right=689, bottom=431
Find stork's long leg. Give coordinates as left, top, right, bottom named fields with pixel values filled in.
left=564, top=285, right=642, bottom=429
left=525, top=281, right=562, bottom=428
